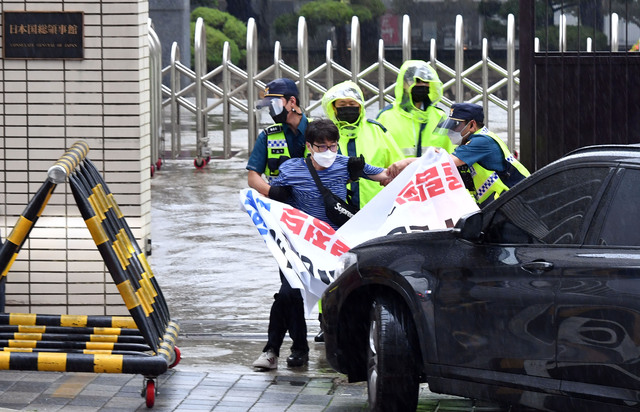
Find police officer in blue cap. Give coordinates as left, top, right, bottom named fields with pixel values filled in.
left=247, top=78, right=308, bottom=201
left=446, top=103, right=530, bottom=206
left=246, top=78, right=311, bottom=370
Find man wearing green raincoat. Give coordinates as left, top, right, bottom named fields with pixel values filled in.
left=322, top=81, right=404, bottom=208
left=376, top=60, right=454, bottom=158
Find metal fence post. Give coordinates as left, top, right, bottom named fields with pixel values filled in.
left=326, top=40, right=334, bottom=90
left=274, top=41, right=282, bottom=80
left=455, top=15, right=464, bottom=102
left=222, top=42, right=231, bottom=159
left=298, top=16, right=309, bottom=107
left=170, top=42, right=182, bottom=158
left=378, top=39, right=385, bottom=110
left=351, top=16, right=360, bottom=84
left=507, top=13, right=516, bottom=151
left=247, top=17, right=258, bottom=152
left=559, top=14, right=567, bottom=52
left=402, top=15, right=411, bottom=62
left=148, top=22, right=161, bottom=171
left=430, top=38, right=437, bottom=69
left=482, top=38, right=489, bottom=125
left=611, top=13, right=619, bottom=51
left=194, top=17, right=207, bottom=163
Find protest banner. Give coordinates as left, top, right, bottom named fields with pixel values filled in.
left=240, top=148, right=479, bottom=314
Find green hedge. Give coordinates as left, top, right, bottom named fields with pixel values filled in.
left=190, top=7, right=247, bottom=69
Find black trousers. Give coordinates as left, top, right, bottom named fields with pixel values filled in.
left=262, top=270, right=308, bottom=357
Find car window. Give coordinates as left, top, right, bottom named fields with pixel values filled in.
left=484, top=167, right=610, bottom=245
left=592, top=168, right=640, bottom=246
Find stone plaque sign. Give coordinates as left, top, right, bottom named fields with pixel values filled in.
left=2, top=11, right=84, bottom=59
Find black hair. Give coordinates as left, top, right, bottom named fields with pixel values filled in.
left=305, top=118, right=339, bottom=144
left=284, top=95, right=301, bottom=107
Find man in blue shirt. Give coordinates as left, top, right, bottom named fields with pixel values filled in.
left=271, top=119, right=389, bottom=230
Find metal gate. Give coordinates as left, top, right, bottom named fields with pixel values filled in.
left=519, top=0, right=640, bottom=171
left=149, top=13, right=521, bottom=168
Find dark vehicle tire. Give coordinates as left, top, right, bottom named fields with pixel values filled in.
left=367, top=295, right=419, bottom=412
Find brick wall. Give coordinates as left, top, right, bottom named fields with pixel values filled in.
left=0, top=0, right=151, bottom=315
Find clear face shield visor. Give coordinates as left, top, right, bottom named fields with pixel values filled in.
left=256, top=97, right=286, bottom=124
left=256, top=97, right=285, bottom=117
left=437, top=117, right=466, bottom=145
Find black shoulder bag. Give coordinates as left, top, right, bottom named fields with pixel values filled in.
left=305, top=156, right=359, bottom=227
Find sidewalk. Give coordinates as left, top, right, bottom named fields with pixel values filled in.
left=0, top=368, right=501, bottom=411
left=0, top=151, right=506, bottom=411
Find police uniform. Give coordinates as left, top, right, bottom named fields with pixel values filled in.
left=247, top=78, right=310, bottom=368
left=449, top=103, right=530, bottom=206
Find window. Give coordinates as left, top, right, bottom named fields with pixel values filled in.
left=593, top=169, right=640, bottom=247
left=485, top=167, right=611, bottom=245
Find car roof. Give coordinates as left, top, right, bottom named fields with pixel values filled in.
left=564, top=143, right=640, bottom=158
left=482, top=144, right=640, bottom=215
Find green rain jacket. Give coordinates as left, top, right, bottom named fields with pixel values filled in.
left=376, top=60, right=454, bottom=157
left=322, top=81, right=404, bottom=208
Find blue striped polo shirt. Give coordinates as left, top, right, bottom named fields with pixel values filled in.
left=271, top=154, right=383, bottom=229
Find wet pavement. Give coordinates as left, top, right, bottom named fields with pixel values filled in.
left=0, top=156, right=508, bottom=412
left=0, top=103, right=517, bottom=411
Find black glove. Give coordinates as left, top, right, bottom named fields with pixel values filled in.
left=457, top=165, right=475, bottom=192
left=348, top=155, right=366, bottom=181
left=268, top=185, right=293, bottom=202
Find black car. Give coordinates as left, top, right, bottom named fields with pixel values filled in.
left=321, top=145, right=640, bottom=412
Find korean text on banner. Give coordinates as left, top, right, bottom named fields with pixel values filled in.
left=240, top=148, right=479, bottom=315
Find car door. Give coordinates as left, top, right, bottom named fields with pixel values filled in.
left=555, top=166, right=640, bottom=403
left=434, top=165, right=613, bottom=386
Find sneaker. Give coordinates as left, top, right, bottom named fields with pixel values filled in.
left=314, top=330, right=324, bottom=343
left=286, top=350, right=309, bottom=367
left=252, top=350, right=278, bottom=369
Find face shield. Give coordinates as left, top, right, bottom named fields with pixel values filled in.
left=437, top=117, right=466, bottom=146
left=402, top=64, right=443, bottom=111
left=256, top=97, right=288, bottom=125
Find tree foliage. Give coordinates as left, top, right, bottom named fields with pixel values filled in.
left=272, top=0, right=386, bottom=64
left=190, top=7, right=247, bottom=69
left=274, top=0, right=386, bottom=35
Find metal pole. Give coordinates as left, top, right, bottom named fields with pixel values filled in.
left=482, top=38, right=489, bottom=126
left=194, top=17, right=206, bottom=163
left=430, top=38, right=437, bottom=69
left=247, top=18, right=257, bottom=152
left=298, top=16, right=309, bottom=109
left=170, top=43, right=181, bottom=158
left=507, top=13, right=515, bottom=152
left=611, top=13, right=619, bottom=52
left=455, top=14, right=464, bottom=102
left=378, top=39, right=385, bottom=110
left=222, top=42, right=231, bottom=159
left=402, top=15, right=411, bottom=62
left=326, top=40, right=334, bottom=90
left=148, top=22, right=160, bottom=170
left=350, top=16, right=360, bottom=84
left=559, top=14, right=566, bottom=52
left=274, top=41, right=282, bottom=80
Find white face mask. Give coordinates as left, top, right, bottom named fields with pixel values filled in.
left=448, top=129, right=463, bottom=145
left=312, top=149, right=337, bottom=168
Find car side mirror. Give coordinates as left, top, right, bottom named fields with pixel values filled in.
left=453, top=211, right=483, bottom=241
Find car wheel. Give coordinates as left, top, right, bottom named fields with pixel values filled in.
left=367, top=295, right=419, bottom=412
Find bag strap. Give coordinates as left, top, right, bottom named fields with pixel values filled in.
left=305, top=156, right=330, bottom=196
